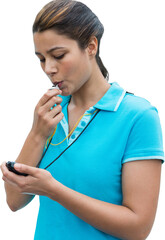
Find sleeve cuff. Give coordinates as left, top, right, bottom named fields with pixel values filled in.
left=122, top=150, right=165, bottom=164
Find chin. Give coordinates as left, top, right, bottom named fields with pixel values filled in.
left=60, top=88, right=71, bottom=96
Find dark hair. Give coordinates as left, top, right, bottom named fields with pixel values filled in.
left=33, top=0, right=109, bottom=80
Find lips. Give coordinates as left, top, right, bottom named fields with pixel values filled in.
left=53, top=81, right=63, bottom=89
left=58, top=81, right=63, bottom=89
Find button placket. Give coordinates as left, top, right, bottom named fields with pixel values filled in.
left=68, top=107, right=96, bottom=145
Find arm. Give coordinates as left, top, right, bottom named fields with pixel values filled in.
left=49, top=159, right=162, bottom=240
left=2, top=159, right=162, bottom=239
left=1, top=88, right=63, bottom=211
left=2, top=132, right=46, bottom=212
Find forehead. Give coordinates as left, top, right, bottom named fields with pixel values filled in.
left=33, top=29, right=78, bottom=52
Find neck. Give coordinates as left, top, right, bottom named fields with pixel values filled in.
left=70, top=64, right=110, bottom=109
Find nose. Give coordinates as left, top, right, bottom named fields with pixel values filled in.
left=44, top=58, right=58, bottom=76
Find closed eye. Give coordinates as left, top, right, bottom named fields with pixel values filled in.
left=40, top=58, right=45, bottom=63
left=55, top=54, right=65, bottom=60
left=38, top=54, right=65, bottom=63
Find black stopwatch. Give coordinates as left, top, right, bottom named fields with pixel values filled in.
left=6, top=161, right=28, bottom=176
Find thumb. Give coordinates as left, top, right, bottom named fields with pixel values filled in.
left=14, top=163, right=37, bottom=176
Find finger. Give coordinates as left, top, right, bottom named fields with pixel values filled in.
left=36, top=96, right=62, bottom=118
left=48, top=104, right=62, bottom=118
left=44, top=96, right=63, bottom=112
left=38, top=89, right=62, bottom=107
left=46, top=111, right=64, bottom=128
left=2, top=169, right=33, bottom=195
left=52, top=111, right=64, bottom=123
left=53, top=96, right=63, bottom=105
left=2, top=175, right=18, bottom=187
left=1, top=161, right=8, bottom=174
left=2, top=164, right=25, bottom=185
left=0, top=162, right=3, bottom=170
left=14, top=163, right=38, bottom=177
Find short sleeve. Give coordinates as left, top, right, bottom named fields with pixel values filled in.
left=122, top=107, right=165, bottom=164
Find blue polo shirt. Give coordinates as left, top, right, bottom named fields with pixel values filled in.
left=34, top=82, right=164, bottom=240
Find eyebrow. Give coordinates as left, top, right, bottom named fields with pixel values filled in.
left=35, top=47, right=65, bottom=56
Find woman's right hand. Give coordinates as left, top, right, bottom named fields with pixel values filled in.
left=31, top=88, right=64, bottom=140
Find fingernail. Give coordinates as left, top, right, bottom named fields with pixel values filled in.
left=14, top=163, right=21, bottom=169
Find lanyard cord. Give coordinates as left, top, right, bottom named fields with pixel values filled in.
left=42, top=91, right=134, bottom=166
left=45, top=109, right=98, bottom=147
left=45, top=92, right=134, bottom=148
left=43, top=109, right=100, bottom=170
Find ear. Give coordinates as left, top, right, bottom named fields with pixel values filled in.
left=87, top=36, right=98, bottom=57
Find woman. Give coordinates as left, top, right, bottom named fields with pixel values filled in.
left=1, top=0, right=164, bottom=239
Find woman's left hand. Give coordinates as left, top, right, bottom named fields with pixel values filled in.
left=1, top=162, right=56, bottom=196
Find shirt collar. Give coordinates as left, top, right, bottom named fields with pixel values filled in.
left=60, top=82, right=126, bottom=112
left=94, top=82, right=126, bottom=111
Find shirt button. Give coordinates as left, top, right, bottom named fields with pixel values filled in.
left=71, top=134, right=76, bottom=139
left=81, top=121, right=86, bottom=127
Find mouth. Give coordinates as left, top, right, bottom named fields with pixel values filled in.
left=53, top=81, right=64, bottom=89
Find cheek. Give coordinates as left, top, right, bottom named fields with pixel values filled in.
left=61, top=61, right=75, bottom=76
left=62, top=56, right=90, bottom=79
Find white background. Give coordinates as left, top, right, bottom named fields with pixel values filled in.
left=0, top=0, right=164, bottom=239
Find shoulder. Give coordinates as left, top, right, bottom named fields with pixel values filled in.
left=120, top=92, right=158, bottom=119
left=121, top=93, right=164, bottom=164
